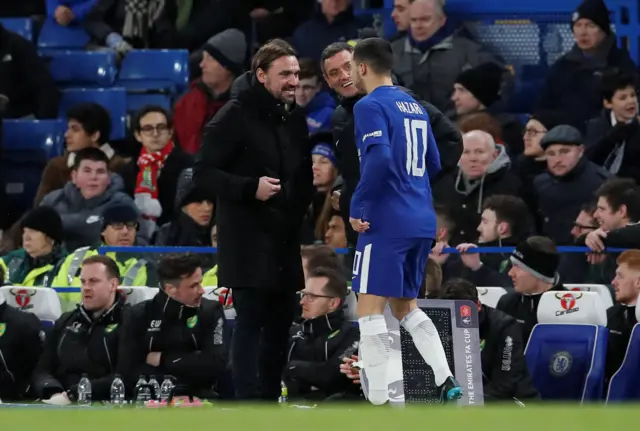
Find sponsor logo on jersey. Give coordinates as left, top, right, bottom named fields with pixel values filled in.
left=362, top=130, right=382, bottom=142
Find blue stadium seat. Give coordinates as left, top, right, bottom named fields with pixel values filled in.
left=525, top=324, right=608, bottom=402
left=607, top=324, right=640, bottom=402
left=48, top=51, right=117, bottom=87
left=116, top=50, right=189, bottom=113
left=37, top=19, right=89, bottom=53
left=0, top=18, right=33, bottom=41
left=59, top=88, right=127, bottom=141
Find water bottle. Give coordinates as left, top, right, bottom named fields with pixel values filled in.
left=110, top=374, right=126, bottom=406
left=149, top=375, right=161, bottom=400
left=159, top=376, right=174, bottom=403
left=135, top=375, right=150, bottom=407
left=278, top=381, right=288, bottom=404
left=77, top=374, right=92, bottom=406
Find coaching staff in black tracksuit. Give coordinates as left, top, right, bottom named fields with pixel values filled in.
left=117, top=254, right=227, bottom=398
left=320, top=42, right=463, bottom=248
left=440, top=278, right=539, bottom=403
left=194, top=39, right=313, bottom=401
left=32, top=255, right=125, bottom=403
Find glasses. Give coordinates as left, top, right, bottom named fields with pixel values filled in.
left=109, top=222, right=138, bottom=231
left=140, top=124, right=170, bottom=136
left=523, top=128, right=546, bottom=137
left=299, top=291, right=336, bottom=302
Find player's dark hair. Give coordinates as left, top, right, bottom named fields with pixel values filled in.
left=72, top=147, right=110, bottom=170
left=601, top=70, right=637, bottom=101
left=301, top=244, right=341, bottom=273
left=157, top=253, right=203, bottom=289
left=596, top=178, right=640, bottom=221
left=439, top=278, right=478, bottom=302
left=309, top=266, right=348, bottom=304
left=66, top=102, right=112, bottom=145
left=353, top=37, right=394, bottom=75
left=321, top=42, right=354, bottom=74
left=482, top=195, right=531, bottom=240
left=82, top=255, right=121, bottom=281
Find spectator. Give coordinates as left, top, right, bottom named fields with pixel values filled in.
left=389, top=0, right=413, bottom=41
left=121, top=106, right=193, bottom=239
left=433, top=130, right=521, bottom=244
left=457, top=112, right=505, bottom=145
left=534, top=125, right=611, bottom=245
left=0, top=23, right=59, bottom=119
left=324, top=211, right=348, bottom=249
left=535, top=0, right=637, bottom=130
left=390, top=0, right=500, bottom=113
left=40, top=147, right=137, bottom=251
left=47, top=0, right=97, bottom=26
left=53, top=204, right=157, bottom=311
left=418, top=258, right=443, bottom=299
left=283, top=267, right=360, bottom=401
left=558, top=203, right=600, bottom=283
left=35, top=102, right=127, bottom=205
left=291, top=0, right=361, bottom=61
left=301, top=244, right=341, bottom=280
left=1, top=206, right=66, bottom=287
left=193, top=40, right=314, bottom=400
left=439, top=278, right=540, bottom=403
left=0, top=277, right=44, bottom=402
left=585, top=71, right=640, bottom=184
left=605, top=250, right=640, bottom=385
left=497, top=236, right=568, bottom=343
left=117, top=254, right=227, bottom=399
left=33, top=256, right=126, bottom=404
left=296, top=59, right=336, bottom=133
left=174, top=29, right=246, bottom=156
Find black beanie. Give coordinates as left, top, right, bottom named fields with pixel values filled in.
left=572, top=0, right=611, bottom=35
left=21, top=206, right=63, bottom=243
left=510, top=240, right=560, bottom=284
left=455, top=63, right=505, bottom=108
left=202, top=29, right=247, bottom=77
left=102, top=204, right=139, bottom=230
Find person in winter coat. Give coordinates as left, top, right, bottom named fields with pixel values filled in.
left=295, top=59, right=336, bottom=133
left=40, top=147, right=138, bottom=251
left=535, top=0, right=638, bottom=131
left=433, top=130, right=522, bottom=245
left=193, top=40, right=314, bottom=401
left=497, top=237, right=568, bottom=343
left=284, top=267, right=360, bottom=401
left=32, top=256, right=126, bottom=404
left=440, top=278, right=540, bottom=403
left=0, top=206, right=67, bottom=287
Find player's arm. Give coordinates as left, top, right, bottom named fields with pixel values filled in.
left=350, top=101, right=391, bottom=220
left=425, top=122, right=442, bottom=181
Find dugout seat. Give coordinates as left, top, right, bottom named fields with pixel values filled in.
left=48, top=51, right=117, bottom=87
left=607, top=322, right=640, bottom=402
left=203, top=286, right=236, bottom=320
left=118, top=286, right=158, bottom=305
left=566, top=284, right=615, bottom=310
left=0, top=286, right=62, bottom=326
left=476, top=286, right=508, bottom=308
left=525, top=291, right=608, bottom=401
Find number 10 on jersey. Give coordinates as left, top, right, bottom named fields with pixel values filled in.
left=404, top=118, right=428, bottom=178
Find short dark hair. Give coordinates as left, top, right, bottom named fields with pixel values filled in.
left=308, top=266, right=348, bottom=303
left=251, top=39, right=297, bottom=73
left=602, top=70, right=637, bottom=101
left=66, top=102, right=112, bottom=145
left=73, top=147, right=110, bottom=170
left=580, top=202, right=598, bottom=217
left=82, top=255, right=121, bottom=281
left=353, top=38, right=394, bottom=75
left=439, top=278, right=478, bottom=302
left=596, top=178, right=640, bottom=221
left=482, top=195, right=531, bottom=239
left=321, top=42, right=353, bottom=74
left=157, top=254, right=203, bottom=288
left=301, top=244, right=341, bottom=272
left=299, top=58, right=322, bottom=81
left=526, top=236, right=558, bottom=255
left=133, top=105, right=173, bottom=132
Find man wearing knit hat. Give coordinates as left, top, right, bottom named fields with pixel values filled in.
left=496, top=236, right=568, bottom=343
left=174, top=29, right=247, bottom=155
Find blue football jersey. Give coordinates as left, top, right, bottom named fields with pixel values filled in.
left=350, top=86, right=441, bottom=238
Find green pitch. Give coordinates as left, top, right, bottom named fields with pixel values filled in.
left=0, top=404, right=636, bottom=430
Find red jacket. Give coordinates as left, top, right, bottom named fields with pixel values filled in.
left=174, top=80, right=229, bottom=155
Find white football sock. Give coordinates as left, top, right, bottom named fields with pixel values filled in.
left=358, top=314, right=390, bottom=405
left=400, top=308, right=452, bottom=386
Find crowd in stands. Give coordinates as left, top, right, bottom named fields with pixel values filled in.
left=0, top=0, right=638, bottom=405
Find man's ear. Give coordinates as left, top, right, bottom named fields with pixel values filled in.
left=256, top=67, right=267, bottom=84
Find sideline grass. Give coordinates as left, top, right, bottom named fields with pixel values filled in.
left=0, top=404, right=635, bottom=430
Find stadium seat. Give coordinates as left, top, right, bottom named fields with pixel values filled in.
left=59, top=88, right=127, bottom=140
left=203, top=286, right=236, bottom=320
left=116, top=50, right=189, bottom=113
left=476, top=286, right=508, bottom=308
left=37, top=20, right=89, bottom=53
left=0, top=286, right=62, bottom=326
left=525, top=291, right=608, bottom=401
left=607, top=322, right=640, bottom=402
left=0, top=18, right=33, bottom=41
left=566, top=284, right=615, bottom=310
left=48, top=51, right=117, bottom=87
left=118, top=286, right=158, bottom=305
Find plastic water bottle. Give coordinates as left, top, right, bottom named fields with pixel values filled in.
left=135, top=375, right=150, bottom=407
left=77, top=374, right=92, bottom=406
left=278, top=381, right=288, bottom=404
left=148, top=375, right=161, bottom=400
left=159, top=377, right=174, bottom=403
left=110, top=374, right=126, bottom=406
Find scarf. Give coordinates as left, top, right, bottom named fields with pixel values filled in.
left=135, top=141, right=174, bottom=200
left=123, top=0, right=166, bottom=41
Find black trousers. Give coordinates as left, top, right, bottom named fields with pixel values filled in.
left=231, top=287, right=297, bottom=400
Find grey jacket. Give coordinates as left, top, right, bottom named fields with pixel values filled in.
left=391, top=31, right=499, bottom=113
